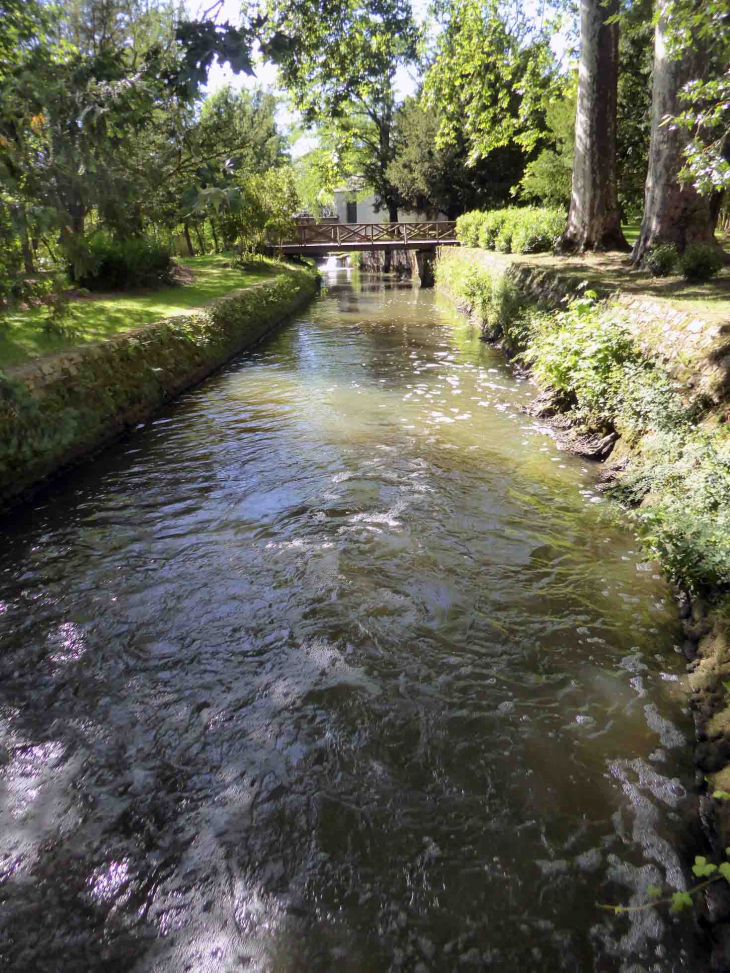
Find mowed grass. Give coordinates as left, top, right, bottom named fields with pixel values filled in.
left=622, top=223, right=639, bottom=247
left=476, top=221, right=730, bottom=323
left=0, top=255, right=292, bottom=369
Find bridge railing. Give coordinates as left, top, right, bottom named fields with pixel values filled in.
left=270, top=221, right=458, bottom=249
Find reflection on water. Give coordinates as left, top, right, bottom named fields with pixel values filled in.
left=0, top=271, right=701, bottom=971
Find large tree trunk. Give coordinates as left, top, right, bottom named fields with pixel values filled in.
left=209, top=217, right=220, bottom=253
left=557, top=0, right=628, bottom=252
left=193, top=223, right=206, bottom=254
left=21, top=236, right=35, bottom=275
left=69, top=199, right=85, bottom=237
left=19, top=215, right=35, bottom=274
left=59, top=198, right=87, bottom=278
left=183, top=223, right=195, bottom=257
left=632, top=7, right=716, bottom=265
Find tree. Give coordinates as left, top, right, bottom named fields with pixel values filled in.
left=196, top=86, right=287, bottom=177
left=293, top=145, right=339, bottom=216
left=423, top=0, right=561, bottom=166
left=0, top=0, right=302, bottom=296
left=190, top=165, right=300, bottom=252
left=262, top=0, right=420, bottom=222
left=615, top=0, right=653, bottom=222
left=388, top=96, right=529, bottom=218
left=519, top=77, right=576, bottom=207
left=631, top=2, right=718, bottom=264
left=557, top=0, right=628, bottom=252
left=0, top=0, right=190, bottom=261
left=661, top=0, right=730, bottom=197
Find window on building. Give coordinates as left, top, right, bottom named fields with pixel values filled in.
left=346, top=200, right=357, bottom=223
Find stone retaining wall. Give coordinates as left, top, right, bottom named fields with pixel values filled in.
left=436, top=244, right=730, bottom=969
left=0, top=269, right=318, bottom=511
left=437, top=246, right=730, bottom=403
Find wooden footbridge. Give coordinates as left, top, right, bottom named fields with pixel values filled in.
left=270, top=221, right=459, bottom=257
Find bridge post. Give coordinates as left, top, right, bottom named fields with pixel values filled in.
left=414, top=249, right=435, bottom=287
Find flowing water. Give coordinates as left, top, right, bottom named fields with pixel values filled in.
left=0, top=271, right=704, bottom=971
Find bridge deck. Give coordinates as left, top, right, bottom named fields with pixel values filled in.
left=270, top=220, right=459, bottom=255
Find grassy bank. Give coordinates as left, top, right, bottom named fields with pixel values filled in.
left=436, top=246, right=730, bottom=919
left=0, top=265, right=318, bottom=509
left=0, top=255, right=293, bottom=369
left=435, top=247, right=730, bottom=598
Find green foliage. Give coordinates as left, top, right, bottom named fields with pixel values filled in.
left=644, top=244, right=680, bottom=277
left=630, top=441, right=730, bottom=592
left=600, top=850, right=730, bottom=916
left=518, top=290, right=730, bottom=593
left=612, top=363, right=697, bottom=439
left=510, top=209, right=567, bottom=254
left=0, top=0, right=293, bottom=282
left=192, top=167, right=300, bottom=252
left=523, top=294, right=640, bottom=423
left=75, top=236, right=174, bottom=291
left=670, top=891, right=695, bottom=913
left=44, top=273, right=76, bottom=336
left=661, top=0, right=730, bottom=198
left=455, top=207, right=566, bottom=254
left=434, top=256, right=529, bottom=347
left=680, top=244, right=724, bottom=281
left=692, top=856, right=718, bottom=877
left=387, top=98, right=460, bottom=218
left=293, top=147, right=337, bottom=217
left=196, top=86, right=288, bottom=178
left=423, top=0, right=562, bottom=164
left=674, top=71, right=730, bottom=194
left=387, top=97, right=529, bottom=218
left=478, top=211, right=511, bottom=249
left=519, top=77, right=576, bottom=207
left=263, top=0, right=420, bottom=219
left=454, top=212, right=484, bottom=247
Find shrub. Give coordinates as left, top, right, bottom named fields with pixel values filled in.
left=510, top=208, right=566, bottom=254
left=612, top=362, right=698, bottom=439
left=455, top=211, right=485, bottom=247
left=435, top=256, right=528, bottom=345
left=477, top=210, right=510, bottom=250
left=680, top=244, right=724, bottom=282
left=455, top=207, right=566, bottom=254
left=495, top=221, right=514, bottom=252
left=522, top=293, right=640, bottom=423
left=644, top=244, right=679, bottom=277
left=75, top=235, right=174, bottom=291
left=629, top=435, right=730, bottom=592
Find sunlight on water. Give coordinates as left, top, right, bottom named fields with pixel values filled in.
left=0, top=271, right=700, bottom=971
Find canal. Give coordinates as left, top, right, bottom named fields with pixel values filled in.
left=0, top=270, right=702, bottom=970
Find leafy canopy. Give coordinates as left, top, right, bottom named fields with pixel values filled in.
left=423, top=0, right=563, bottom=164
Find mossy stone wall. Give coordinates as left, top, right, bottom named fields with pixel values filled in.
left=437, top=247, right=730, bottom=401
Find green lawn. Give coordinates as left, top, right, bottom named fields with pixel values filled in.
left=0, top=255, right=289, bottom=369
left=622, top=223, right=639, bottom=246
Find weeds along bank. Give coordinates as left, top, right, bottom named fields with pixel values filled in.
left=436, top=244, right=730, bottom=945
left=0, top=266, right=318, bottom=512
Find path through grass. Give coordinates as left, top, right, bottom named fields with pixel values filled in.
left=0, top=255, right=294, bottom=369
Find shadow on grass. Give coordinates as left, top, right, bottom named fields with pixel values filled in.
left=0, top=256, right=304, bottom=369
left=504, top=243, right=730, bottom=323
